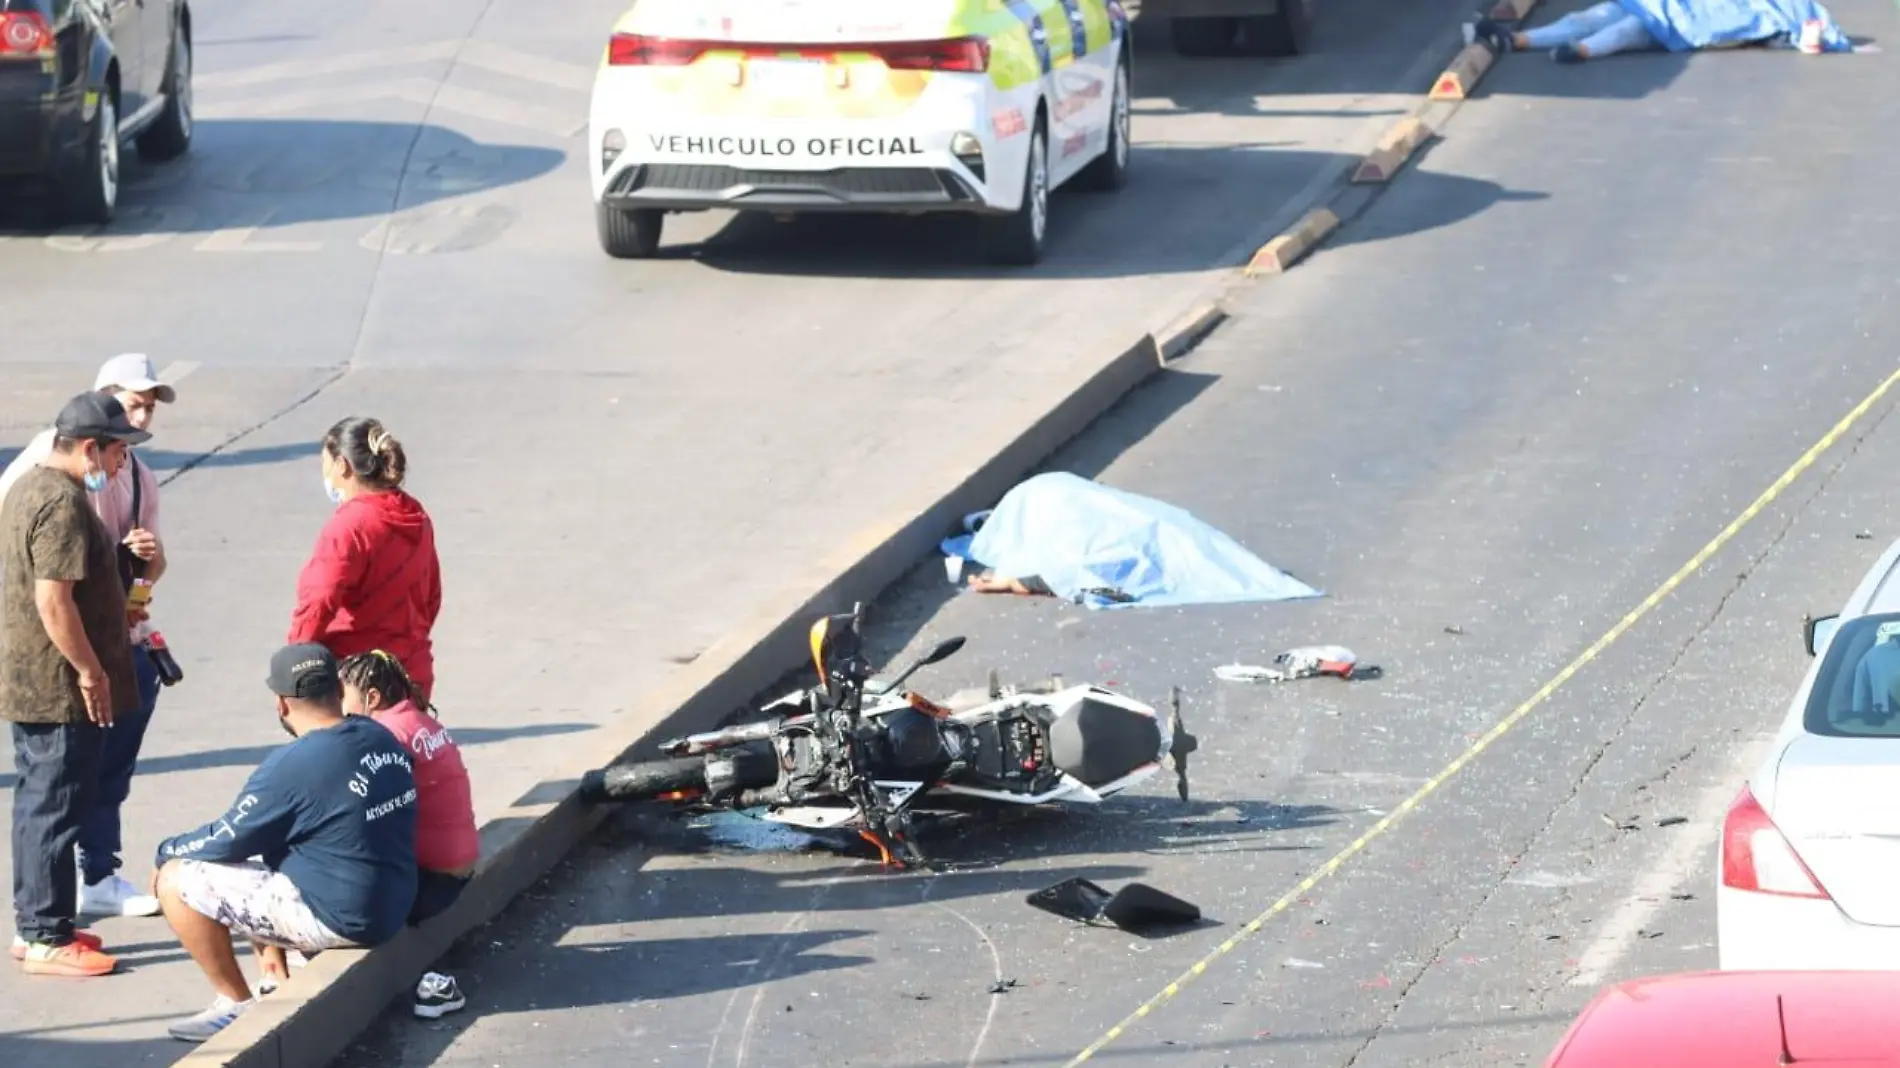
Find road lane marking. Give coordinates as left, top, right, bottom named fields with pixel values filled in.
left=192, top=42, right=463, bottom=90
left=459, top=40, right=596, bottom=93
left=1063, top=363, right=1900, bottom=1065
left=1568, top=730, right=1774, bottom=987
left=199, top=78, right=584, bottom=137
left=156, top=361, right=199, bottom=384
left=195, top=40, right=595, bottom=94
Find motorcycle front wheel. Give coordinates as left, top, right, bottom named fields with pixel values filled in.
left=579, top=756, right=707, bottom=802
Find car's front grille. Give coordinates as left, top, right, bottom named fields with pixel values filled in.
left=609, top=163, right=968, bottom=202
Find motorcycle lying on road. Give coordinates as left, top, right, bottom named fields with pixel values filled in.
left=579, top=604, right=1200, bottom=869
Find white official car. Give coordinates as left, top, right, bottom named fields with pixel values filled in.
left=585, top=0, right=1133, bottom=265
left=1716, top=534, right=1900, bottom=970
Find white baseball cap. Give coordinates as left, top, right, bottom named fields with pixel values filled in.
left=93, top=352, right=177, bottom=403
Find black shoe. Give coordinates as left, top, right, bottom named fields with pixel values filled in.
left=1470, top=17, right=1513, bottom=53
left=1553, top=42, right=1585, bottom=63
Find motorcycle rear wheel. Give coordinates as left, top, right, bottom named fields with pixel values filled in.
left=580, top=756, right=707, bottom=802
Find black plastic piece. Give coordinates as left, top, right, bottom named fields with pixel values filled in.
left=1026, top=877, right=1203, bottom=934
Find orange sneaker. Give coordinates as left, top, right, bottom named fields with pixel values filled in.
left=10, top=930, right=103, bottom=961
left=19, top=938, right=117, bottom=976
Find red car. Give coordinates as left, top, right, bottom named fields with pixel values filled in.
left=1546, top=970, right=1900, bottom=1066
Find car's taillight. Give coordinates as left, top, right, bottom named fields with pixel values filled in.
left=873, top=37, right=990, bottom=72
left=605, top=33, right=990, bottom=73
left=0, top=12, right=53, bottom=59
left=607, top=33, right=702, bottom=66
left=1720, top=785, right=1829, bottom=898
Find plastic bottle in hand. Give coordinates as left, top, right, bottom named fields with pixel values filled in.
left=146, top=631, right=184, bottom=687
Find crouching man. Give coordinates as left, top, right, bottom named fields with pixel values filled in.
left=150, top=643, right=419, bottom=1043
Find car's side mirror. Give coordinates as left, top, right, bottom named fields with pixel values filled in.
left=1804, top=614, right=1840, bottom=658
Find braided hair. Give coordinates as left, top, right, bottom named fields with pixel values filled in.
left=338, top=650, right=434, bottom=717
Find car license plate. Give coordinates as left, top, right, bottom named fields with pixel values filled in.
left=747, top=58, right=826, bottom=95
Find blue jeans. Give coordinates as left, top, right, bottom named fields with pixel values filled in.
left=1521, top=1, right=1658, bottom=55
left=12, top=720, right=103, bottom=943
left=76, top=648, right=160, bottom=886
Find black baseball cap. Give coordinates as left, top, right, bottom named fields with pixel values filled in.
left=55, top=391, right=152, bottom=446
left=267, top=643, right=341, bottom=700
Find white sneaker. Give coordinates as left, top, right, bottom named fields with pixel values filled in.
left=168, top=994, right=253, bottom=1042
left=413, top=971, right=466, bottom=1018
left=78, top=873, right=161, bottom=918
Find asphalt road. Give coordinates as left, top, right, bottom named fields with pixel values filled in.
left=331, top=4, right=1900, bottom=1066
left=0, top=0, right=1484, bottom=1060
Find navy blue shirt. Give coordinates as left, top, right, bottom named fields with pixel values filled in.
left=156, top=716, right=420, bottom=945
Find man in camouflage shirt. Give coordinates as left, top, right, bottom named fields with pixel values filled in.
left=2, top=392, right=149, bottom=977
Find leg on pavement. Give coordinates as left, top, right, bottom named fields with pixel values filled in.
left=407, top=869, right=472, bottom=1018
left=1573, top=12, right=1659, bottom=58
left=11, top=720, right=116, bottom=977
left=157, top=856, right=361, bottom=1041
left=1519, top=1, right=1624, bottom=47
left=155, top=859, right=254, bottom=1004
left=77, top=650, right=162, bottom=917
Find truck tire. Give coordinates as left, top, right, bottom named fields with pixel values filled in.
left=1236, top=0, right=1313, bottom=57
left=1170, top=17, right=1233, bottom=57
left=1171, top=0, right=1313, bottom=59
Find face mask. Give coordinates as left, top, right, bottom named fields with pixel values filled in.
left=83, top=451, right=107, bottom=493
left=322, top=471, right=343, bottom=506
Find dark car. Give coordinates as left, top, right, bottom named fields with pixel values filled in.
left=0, top=0, right=192, bottom=224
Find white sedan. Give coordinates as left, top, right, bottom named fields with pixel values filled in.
left=584, top=0, right=1134, bottom=265
left=1716, top=534, right=1900, bottom=970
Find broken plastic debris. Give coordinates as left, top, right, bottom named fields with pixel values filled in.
left=1216, top=645, right=1382, bottom=683
left=1026, top=877, right=1203, bottom=934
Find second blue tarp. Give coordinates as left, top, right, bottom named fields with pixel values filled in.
left=1615, top=0, right=1852, bottom=52
left=940, top=472, right=1323, bottom=610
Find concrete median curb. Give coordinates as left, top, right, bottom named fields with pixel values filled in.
left=1487, top=0, right=1538, bottom=20
left=1430, top=41, right=1496, bottom=100
left=1351, top=114, right=1435, bottom=183
left=172, top=315, right=1212, bottom=1068
left=1235, top=0, right=1546, bottom=281
left=1243, top=207, right=1341, bottom=275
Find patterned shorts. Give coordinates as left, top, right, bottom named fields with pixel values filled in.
left=168, top=860, right=356, bottom=952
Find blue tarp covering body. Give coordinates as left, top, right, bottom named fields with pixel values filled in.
left=1614, top=0, right=1851, bottom=51
left=939, top=472, right=1323, bottom=610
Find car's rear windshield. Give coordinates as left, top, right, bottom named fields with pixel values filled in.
left=1805, top=611, right=1900, bottom=737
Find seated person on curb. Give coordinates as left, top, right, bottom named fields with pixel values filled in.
left=150, top=643, right=419, bottom=1043
left=260, top=650, right=477, bottom=1019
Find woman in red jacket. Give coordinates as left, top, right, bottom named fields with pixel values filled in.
left=288, top=417, right=442, bottom=703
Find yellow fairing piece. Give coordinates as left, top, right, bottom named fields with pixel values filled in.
left=809, top=617, right=829, bottom=684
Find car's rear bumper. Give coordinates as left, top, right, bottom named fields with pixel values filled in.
left=598, top=161, right=992, bottom=213
left=0, top=64, right=82, bottom=178
left=0, top=96, right=61, bottom=176
left=1716, top=883, right=1900, bottom=970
